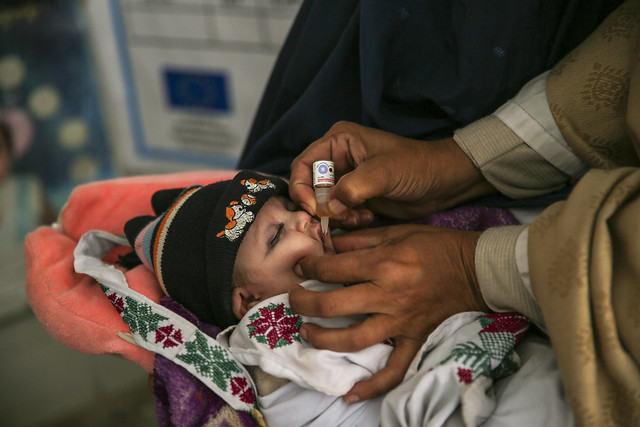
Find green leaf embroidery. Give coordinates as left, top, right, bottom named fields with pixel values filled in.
left=176, top=330, right=243, bottom=391
left=122, top=297, right=168, bottom=338
left=441, top=342, right=491, bottom=376
left=479, top=331, right=515, bottom=358
left=489, top=350, right=520, bottom=380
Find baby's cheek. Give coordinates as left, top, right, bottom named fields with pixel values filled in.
left=288, top=239, right=324, bottom=264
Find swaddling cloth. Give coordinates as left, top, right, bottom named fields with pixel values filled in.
left=217, top=280, right=393, bottom=397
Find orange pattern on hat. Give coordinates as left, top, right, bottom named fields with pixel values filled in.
left=216, top=194, right=257, bottom=241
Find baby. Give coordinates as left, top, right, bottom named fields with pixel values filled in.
left=124, top=170, right=389, bottom=426
left=120, top=170, right=568, bottom=426
left=124, top=170, right=338, bottom=328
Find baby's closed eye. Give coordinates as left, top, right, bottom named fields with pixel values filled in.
left=270, top=223, right=284, bottom=247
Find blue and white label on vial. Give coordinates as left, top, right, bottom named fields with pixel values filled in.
left=313, top=160, right=334, bottom=187
left=164, top=69, right=231, bottom=113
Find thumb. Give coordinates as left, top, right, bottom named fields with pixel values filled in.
left=330, top=158, right=391, bottom=213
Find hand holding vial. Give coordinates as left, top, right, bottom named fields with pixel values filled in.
left=313, top=160, right=334, bottom=236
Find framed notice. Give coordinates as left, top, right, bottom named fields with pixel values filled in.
left=86, top=0, right=301, bottom=174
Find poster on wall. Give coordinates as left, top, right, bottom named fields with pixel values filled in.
left=87, top=0, right=301, bottom=174
left=0, top=2, right=113, bottom=213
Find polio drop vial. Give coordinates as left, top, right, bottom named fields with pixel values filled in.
left=312, top=160, right=334, bottom=235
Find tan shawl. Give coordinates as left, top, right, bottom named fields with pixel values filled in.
left=530, top=1, right=640, bottom=424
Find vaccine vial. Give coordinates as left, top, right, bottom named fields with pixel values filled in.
left=313, top=160, right=334, bottom=234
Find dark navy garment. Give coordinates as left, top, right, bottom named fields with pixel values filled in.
left=239, top=0, right=622, bottom=177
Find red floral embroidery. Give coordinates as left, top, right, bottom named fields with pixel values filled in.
left=247, top=303, right=302, bottom=349
left=479, top=313, right=529, bottom=343
left=155, top=324, right=183, bottom=348
left=457, top=367, right=473, bottom=384
left=107, top=293, right=125, bottom=313
left=230, top=376, right=255, bottom=404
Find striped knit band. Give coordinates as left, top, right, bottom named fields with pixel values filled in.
left=151, top=186, right=200, bottom=292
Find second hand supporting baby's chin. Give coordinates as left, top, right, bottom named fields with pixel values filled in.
left=293, top=232, right=334, bottom=278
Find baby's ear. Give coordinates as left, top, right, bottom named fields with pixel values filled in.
left=151, top=188, right=184, bottom=214
left=231, top=287, right=257, bottom=320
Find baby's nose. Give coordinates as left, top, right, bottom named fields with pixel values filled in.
left=293, top=210, right=311, bottom=233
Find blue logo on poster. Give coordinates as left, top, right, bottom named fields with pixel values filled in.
left=164, top=69, right=231, bottom=113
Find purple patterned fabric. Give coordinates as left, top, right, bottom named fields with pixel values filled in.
left=371, top=205, right=519, bottom=231
left=417, top=205, right=519, bottom=229
left=154, top=297, right=259, bottom=427
left=152, top=205, right=518, bottom=425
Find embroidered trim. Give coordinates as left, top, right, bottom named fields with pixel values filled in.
left=247, top=303, right=303, bottom=349
left=75, top=230, right=258, bottom=412
left=440, top=313, right=529, bottom=384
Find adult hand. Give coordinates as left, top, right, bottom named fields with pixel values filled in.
left=289, top=224, right=489, bottom=402
left=289, top=121, right=496, bottom=227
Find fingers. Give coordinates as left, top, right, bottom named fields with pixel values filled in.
left=289, top=138, right=334, bottom=215
left=298, top=226, right=422, bottom=278
left=330, top=158, right=393, bottom=209
left=344, top=338, right=422, bottom=402
left=289, top=280, right=384, bottom=319
left=299, top=314, right=394, bottom=352
left=333, top=207, right=375, bottom=228
left=290, top=121, right=378, bottom=216
left=290, top=179, right=318, bottom=216
left=330, top=225, right=421, bottom=253
left=289, top=123, right=355, bottom=215
left=296, top=243, right=384, bottom=283
left=330, top=227, right=390, bottom=253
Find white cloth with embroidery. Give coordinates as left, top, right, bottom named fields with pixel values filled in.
left=379, top=313, right=573, bottom=426
left=380, top=335, right=574, bottom=427
left=217, top=280, right=393, bottom=397
left=220, top=288, right=573, bottom=427
left=73, top=230, right=259, bottom=413
left=73, top=230, right=573, bottom=426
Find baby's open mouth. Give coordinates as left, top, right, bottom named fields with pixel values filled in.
left=311, top=217, right=334, bottom=254
left=321, top=231, right=335, bottom=254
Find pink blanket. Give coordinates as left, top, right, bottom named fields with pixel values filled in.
left=24, top=170, right=236, bottom=372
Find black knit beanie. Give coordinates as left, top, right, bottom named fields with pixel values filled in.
left=124, top=170, right=288, bottom=329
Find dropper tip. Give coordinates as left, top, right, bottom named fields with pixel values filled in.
left=321, top=217, right=329, bottom=236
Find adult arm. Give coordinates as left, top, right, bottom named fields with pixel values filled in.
left=478, top=2, right=640, bottom=423
left=461, top=0, right=640, bottom=329
left=286, top=48, right=587, bottom=402
left=291, top=0, right=640, bottom=405
left=475, top=0, right=640, bottom=317
left=527, top=168, right=640, bottom=425
left=453, top=71, right=589, bottom=200
left=289, top=122, right=497, bottom=225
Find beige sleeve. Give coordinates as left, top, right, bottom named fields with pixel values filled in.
left=475, top=225, right=545, bottom=327
left=454, top=115, right=571, bottom=199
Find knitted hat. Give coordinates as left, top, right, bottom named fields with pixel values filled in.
left=124, top=170, right=288, bottom=329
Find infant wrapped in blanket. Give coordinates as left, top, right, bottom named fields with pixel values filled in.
left=70, top=170, right=573, bottom=426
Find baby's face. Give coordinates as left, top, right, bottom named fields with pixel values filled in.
left=231, top=196, right=331, bottom=319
